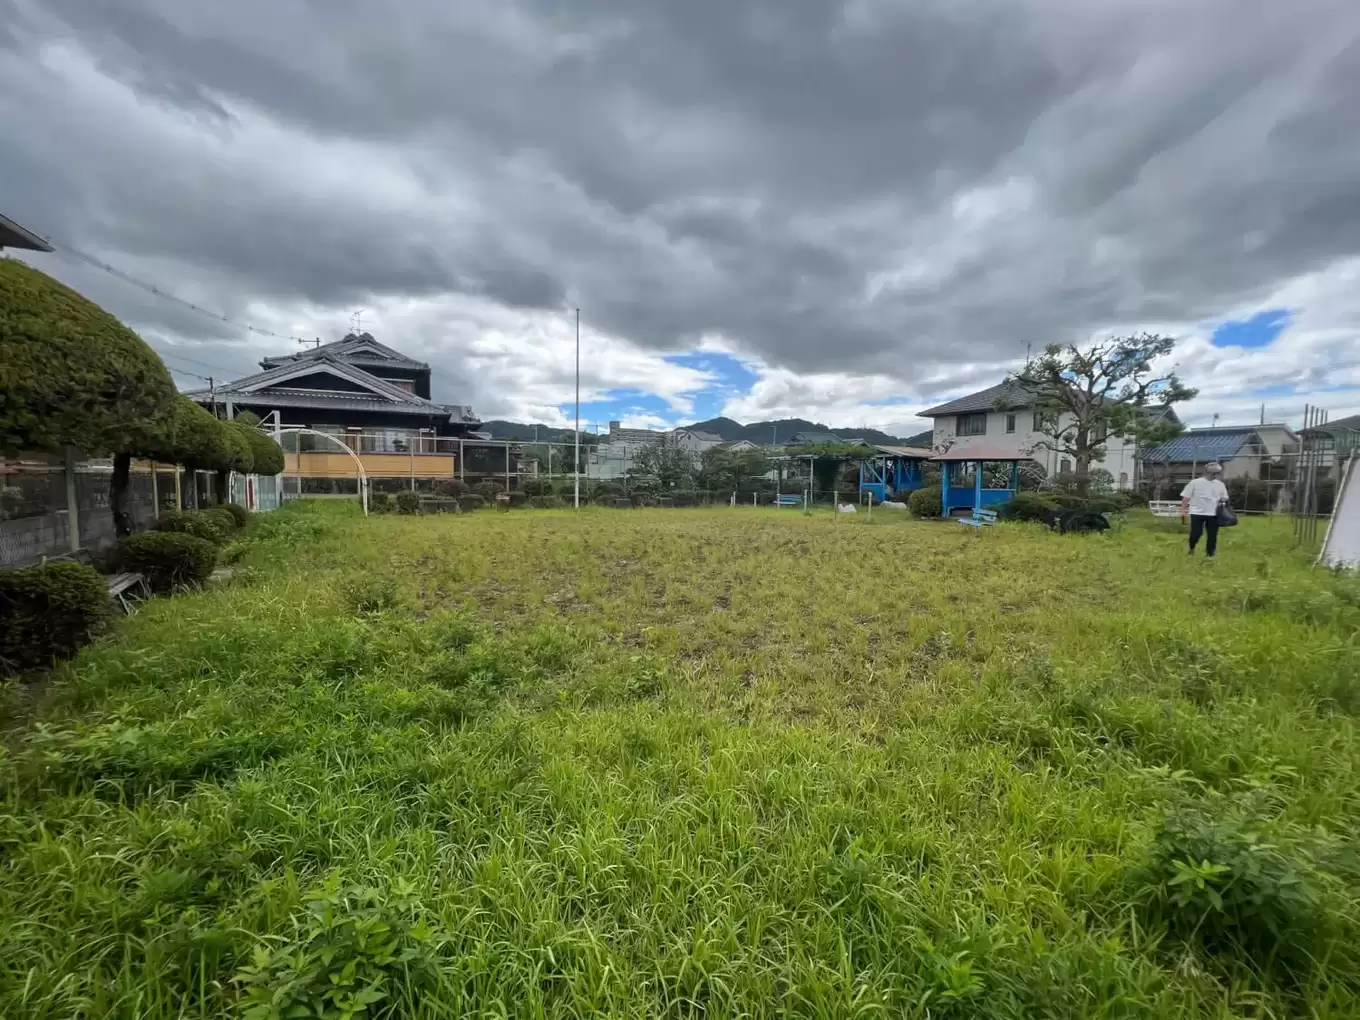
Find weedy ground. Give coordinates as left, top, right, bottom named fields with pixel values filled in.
left=2, top=502, right=1358, bottom=1019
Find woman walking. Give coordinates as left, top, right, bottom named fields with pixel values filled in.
left=1180, top=462, right=1230, bottom=557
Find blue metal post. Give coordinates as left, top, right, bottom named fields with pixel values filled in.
left=974, top=460, right=983, bottom=511
left=1010, top=460, right=1019, bottom=493
left=940, top=462, right=951, bottom=517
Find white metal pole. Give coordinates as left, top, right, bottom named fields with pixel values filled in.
left=574, top=307, right=581, bottom=509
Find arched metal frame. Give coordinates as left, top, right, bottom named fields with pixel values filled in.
left=269, top=426, right=369, bottom=516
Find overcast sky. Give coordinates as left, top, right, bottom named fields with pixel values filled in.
left=4, top=0, right=1360, bottom=435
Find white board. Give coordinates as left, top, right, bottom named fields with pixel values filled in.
left=1320, top=458, right=1360, bottom=569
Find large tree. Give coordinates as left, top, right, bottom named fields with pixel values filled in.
left=697, top=445, right=771, bottom=494
left=628, top=442, right=694, bottom=491
left=1006, top=333, right=1194, bottom=493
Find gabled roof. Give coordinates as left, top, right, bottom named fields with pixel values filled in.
left=1300, top=413, right=1360, bottom=435
left=791, top=431, right=844, bottom=444
left=0, top=213, right=53, bottom=252
left=676, top=429, right=723, bottom=442
left=1143, top=428, right=1260, bottom=464
left=185, top=357, right=466, bottom=420
left=921, top=381, right=1033, bottom=417
left=260, top=332, right=428, bottom=371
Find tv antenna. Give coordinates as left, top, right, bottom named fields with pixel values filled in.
left=350, top=309, right=366, bottom=334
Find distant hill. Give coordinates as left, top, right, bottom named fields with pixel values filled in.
left=685, top=417, right=920, bottom=445
left=478, top=417, right=928, bottom=445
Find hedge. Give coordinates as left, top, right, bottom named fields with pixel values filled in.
left=0, top=561, right=111, bottom=675
left=154, top=508, right=235, bottom=544
left=219, top=503, right=251, bottom=529
left=370, top=492, right=394, bottom=513
left=115, top=531, right=217, bottom=593
left=395, top=491, right=421, bottom=514
left=907, top=486, right=941, bottom=518
left=999, top=491, right=1061, bottom=522
left=0, top=260, right=177, bottom=457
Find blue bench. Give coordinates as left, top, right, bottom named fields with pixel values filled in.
left=958, top=507, right=998, bottom=528
left=775, top=494, right=803, bottom=507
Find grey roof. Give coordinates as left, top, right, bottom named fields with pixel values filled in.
left=921, top=381, right=1032, bottom=417
left=792, top=431, right=843, bottom=444
left=1143, top=428, right=1259, bottom=464
left=260, top=333, right=428, bottom=371
left=185, top=356, right=476, bottom=421
left=1301, top=413, right=1360, bottom=435
left=678, top=429, right=723, bottom=442
left=0, top=212, right=53, bottom=252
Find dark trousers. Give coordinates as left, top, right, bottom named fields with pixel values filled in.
left=1189, top=514, right=1219, bottom=556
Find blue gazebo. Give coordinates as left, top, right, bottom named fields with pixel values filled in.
left=858, top=444, right=933, bottom=502
left=933, top=446, right=1025, bottom=517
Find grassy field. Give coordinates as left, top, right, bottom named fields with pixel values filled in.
left=2, top=503, right=1359, bottom=1018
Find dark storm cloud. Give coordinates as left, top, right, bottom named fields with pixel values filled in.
left=3, top=0, right=1360, bottom=393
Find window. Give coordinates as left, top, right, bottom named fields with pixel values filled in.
left=956, top=412, right=987, bottom=437
left=1060, top=458, right=1072, bottom=474
left=1033, top=412, right=1045, bottom=432
left=1005, top=413, right=1017, bottom=434
left=1119, top=472, right=1129, bottom=489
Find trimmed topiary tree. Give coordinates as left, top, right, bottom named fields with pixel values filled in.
left=219, top=503, right=251, bottom=529
left=0, top=560, right=112, bottom=676
left=0, top=260, right=178, bottom=536
left=115, top=531, right=216, bottom=593
left=154, top=508, right=235, bottom=544
left=229, top=419, right=284, bottom=477
left=0, top=259, right=176, bottom=457
left=999, top=491, right=1061, bottom=523
left=395, top=491, right=421, bottom=515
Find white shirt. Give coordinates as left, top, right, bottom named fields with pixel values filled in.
left=1181, top=477, right=1228, bottom=516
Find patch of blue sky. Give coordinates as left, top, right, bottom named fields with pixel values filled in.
left=1211, top=308, right=1290, bottom=349
left=665, top=350, right=760, bottom=420
left=560, top=388, right=678, bottom=431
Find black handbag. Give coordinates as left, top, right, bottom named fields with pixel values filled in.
left=1216, top=503, right=1238, bottom=527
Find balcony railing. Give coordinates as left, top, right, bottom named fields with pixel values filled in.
left=282, top=430, right=460, bottom=455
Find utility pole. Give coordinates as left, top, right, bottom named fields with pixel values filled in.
left=207, top=376, right=217, bottom=418
left=574, top=307, right=581, bottom=509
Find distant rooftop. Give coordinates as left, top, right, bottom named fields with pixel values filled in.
left=1144, top=428, right=1261, bottom=464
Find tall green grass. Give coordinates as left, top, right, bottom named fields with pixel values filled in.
left=1, top=502, right=1357, bottom=1017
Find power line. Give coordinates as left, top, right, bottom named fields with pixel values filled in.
left=31, top=227, right=313, bottom=345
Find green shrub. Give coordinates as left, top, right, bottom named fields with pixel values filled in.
left=999, top=491, right=1060, bottom=522
left=457, top=494, right=486, bottom=512
left=201, top=506, right=241, bottom=534
left=115, top=531, right=216, bottom=593
left=528, top=495, right=559, bottom=509
left=0, top=561, right=111, bottom=675
left=369, top=491, right=394, bottom=513
left=433, top=479, right=468, bottom=498
left=1136, top=795, right=1336, bottom=968
left=233, top=878, right=440, bottom=1020
left=155, top=509, right=234, bottom=544
left=520, top=476, right=553, bottom=497
left=907, top=486, right=941, bottom=518
left=229, top=420, right=285, bottom=476
left=219, top=503, right=251, bottom=529
left=472, top=481, right=504, bottom=501
left=395, top=491, right=421, bottom=515
left=0, top=259, right=176, bottom=456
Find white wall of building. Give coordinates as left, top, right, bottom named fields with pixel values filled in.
left=931, top=408, right=1140, bottom=489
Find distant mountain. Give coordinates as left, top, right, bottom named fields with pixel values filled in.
left=478, top=417, right=928, bottom=445
left=685, top=417, right=920, bottom=445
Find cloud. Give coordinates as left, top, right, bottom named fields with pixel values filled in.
left=2, top=0, right=1359, bottom=432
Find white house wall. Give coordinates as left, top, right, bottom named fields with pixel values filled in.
left=932, top=409, right=1139, bottom=488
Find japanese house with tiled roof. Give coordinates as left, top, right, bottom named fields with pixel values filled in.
left=185, top=333, right=523, bottom=491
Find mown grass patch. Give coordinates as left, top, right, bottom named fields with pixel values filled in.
left=1, top=502, right=1357, bottom=1018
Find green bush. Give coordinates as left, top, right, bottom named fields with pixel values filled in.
left=0, top=259, right=176, bottom=456
left=907, top=486, right=941, bottom=518
left=115, top=531, right=217, bottom=593
left=999, top=491, right=1060, bottom=522
left=230, top=420, right=285, bottom=476
left=201, top=506, right=241, bottom=535
left=0, top=561, right=111, bottom=675
left=369, top=492, right=394, bottom=513
left=155, top=508, right=234, bottom=545
left=395, top=491, right=421, bottom=515
left=433, top=479, right=468, bottom=498
left=528, top=495, right=559, bottom=509
left=520, top=476, right=554, bottom=497
left=1136, top=795, right=1336, bottom=969
left=219, top=503, right=251, bottom=529
left=472, top=481, right=504, bottom=501
left=457, top=494, right=486, bottom=512
left=140, top=396, right=244, bottom=473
